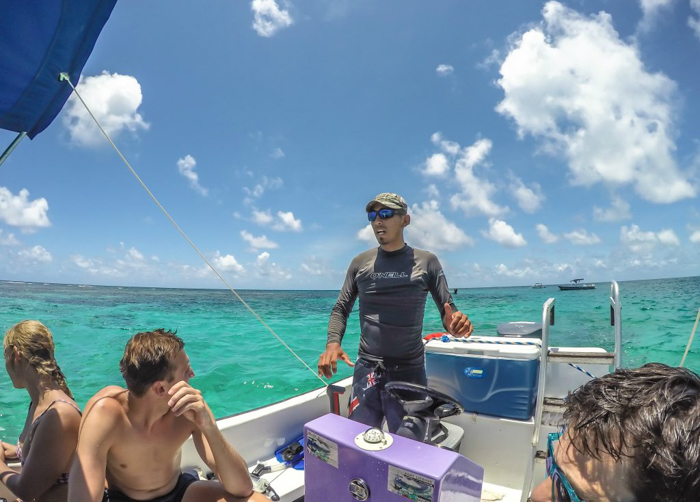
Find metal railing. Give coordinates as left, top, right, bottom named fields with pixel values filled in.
left=610, top=280, right=622, bottom=369
left=520, top=297, right=555, bottom=502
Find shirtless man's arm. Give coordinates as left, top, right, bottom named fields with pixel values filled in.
left=168, top=381, right=253, bottom=498
left=69, top=395, right=121, bottom=502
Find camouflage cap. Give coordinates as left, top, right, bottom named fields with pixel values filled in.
left=365, top=193, right=408, bottom=212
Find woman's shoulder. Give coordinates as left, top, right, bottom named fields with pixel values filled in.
left=36, top=392, right=81, bottom=420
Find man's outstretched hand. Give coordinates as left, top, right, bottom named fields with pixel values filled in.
left=318, top=343, right=354, bottom=378
left=444, top=303, right=473, bottom=338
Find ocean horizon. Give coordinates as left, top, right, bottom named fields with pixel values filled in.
left=2, top=275, right=699, bottom=441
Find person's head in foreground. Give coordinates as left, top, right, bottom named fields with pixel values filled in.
left=2, top=320, right=81, bottom=502
left=119, top=327, right=193, bottom=399
left=4, top=319, right=73, bottom=396
left=365, top=192, right=410, bottom=251
left=531, top=363, right=700, bottom=502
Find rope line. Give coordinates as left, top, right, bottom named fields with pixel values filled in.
left=680, top=307, right=700, bottom=368
left=59, top=73, right=326, bottom=387
left=567, top=363, right=596, bottom=380
left=436, top=334, right=540, bottom=346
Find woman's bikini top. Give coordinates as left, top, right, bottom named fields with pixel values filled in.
left=16, top=399, right=82, bottom=485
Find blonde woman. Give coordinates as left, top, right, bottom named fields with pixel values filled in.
left=1, top=320, right=81, bottom=502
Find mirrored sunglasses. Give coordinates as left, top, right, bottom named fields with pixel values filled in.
left=367, top=208, right=403, bottom=221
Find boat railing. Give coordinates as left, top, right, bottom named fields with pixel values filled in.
left=520, top=297, right=555, bottom=501
left=610, top=280, right=622, bottom=369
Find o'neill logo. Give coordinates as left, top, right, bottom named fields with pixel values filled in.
left=370, top=272, right=409, bottom=279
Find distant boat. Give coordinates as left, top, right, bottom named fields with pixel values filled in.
left=532, top=283, right=545, bottom=289
left=559, top=278, right=595, bottom=291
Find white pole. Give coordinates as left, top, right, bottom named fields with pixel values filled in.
left=680, top=308, right=700, bottom=368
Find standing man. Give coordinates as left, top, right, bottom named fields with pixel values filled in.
left=69, top=329, right=268, bottom=502
left=318, top=193, right=472, bottom=432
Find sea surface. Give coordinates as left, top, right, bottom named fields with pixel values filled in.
left=1, top=276, right=699, bottom=441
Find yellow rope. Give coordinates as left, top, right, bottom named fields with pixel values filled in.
left=680, top=307, right=700, bottom=368
left=59, top=73, right=327, bottom=387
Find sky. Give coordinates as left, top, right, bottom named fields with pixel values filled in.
left=1, top=0, right=699, bottom=290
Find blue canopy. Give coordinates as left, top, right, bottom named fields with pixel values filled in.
left=0, top=0, right=118, bottom=139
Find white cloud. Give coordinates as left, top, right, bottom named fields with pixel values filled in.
left=436, top=64, right=454, bottom=76
left=300, top=256, right=335, bottom=276
left=638, top=0, right=674, bottom=32
left=496, top=2, right=695, bottom=204
left=212, top=251, right=245, bottom=274
left=0, top=229, right=20, bottom=246
left=482, top=218, right=527, bottom=248
left=273, top=211, right=302, bottom=232
left=690, top=0, right=700, bottom=40
left=251, top=0, right=293, bottom=37
left=63, top=72, right=149, bottom=147
left=425, top=184, right=440, bottom=198
left=495, top=263, right=536, bottom=278
left=177, top=155, right=208, bottom=196
left=422, top=153, right=450, bottom=177
left=252, top=209, right=274, bottom=226
left=690, top=230, right=700, bottom=243
left=563, top=229, right=602, bottom=245
left=431, top=132, right=461, bottom=156
left=593, top=196, right=632, bottom=222
left=254, top=251, right=291, bottom=280
left=510, top=177, right=544, bottom=213
left=0, top=187, right=51, bottom=233
left=620, top=224, right=658, bottom=254
left=405, top=200, right=474, bottom=251
left=357, top=224, right=375, bottom=244
left=126, top=247, right=145, bottom=261
left=252, top=208, right=302, bottom=231
left=241, top=230, right=278, bottom=249
left=69, top=249, right=159, bottom=278
left=536, top=223, right=559, bottom=244
left=19, top=245, right=52, bottom=263
left=620, top=224, right=679, bottom=254
left=271, top=147, right=285, bottom=159
left=243, top=176, right=283, bottom=205
left=448, top=137, right=509, bottom=217
left=657, top=228, right=680, bottom=246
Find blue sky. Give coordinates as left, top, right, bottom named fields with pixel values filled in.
left=1, top=0, right=699, bottom=289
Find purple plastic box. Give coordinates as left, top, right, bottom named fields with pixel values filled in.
left=304, top=413, right=483, bottom=502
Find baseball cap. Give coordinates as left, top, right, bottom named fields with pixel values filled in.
left=365, top=193, right=408, bottom=212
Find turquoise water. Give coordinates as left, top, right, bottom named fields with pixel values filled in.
left=1, top=276, right=699, bottom=441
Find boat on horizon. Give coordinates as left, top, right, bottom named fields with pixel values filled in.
left=558, top=278, right=596, bottom=291
left=532, top=283, right=545, bottom=289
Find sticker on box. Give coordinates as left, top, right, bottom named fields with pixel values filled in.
left=463, top=367, right=485, bottom=379
left=388, top=465, right=435, bottom=501
left=306, top=431, right=338, bottom=468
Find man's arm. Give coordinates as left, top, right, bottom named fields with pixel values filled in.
left=427, top=255, right=473, bottom=338
left=169, top=382, right=253, bottom=498
left=69, top=397, right=121, bottom=502
left=318, top=259, right=359, bottom=378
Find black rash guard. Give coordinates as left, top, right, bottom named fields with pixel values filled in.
left=327, top=245, right=457, bottom=362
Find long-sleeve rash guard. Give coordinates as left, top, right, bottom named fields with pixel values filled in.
left=327, top=244, right=457, bottom=362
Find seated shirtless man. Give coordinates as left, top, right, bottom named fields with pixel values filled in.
left=69, top=329, right=267, bottom=502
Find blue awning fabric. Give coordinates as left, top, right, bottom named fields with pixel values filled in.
left=0, top=0, right=118, bottom=139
